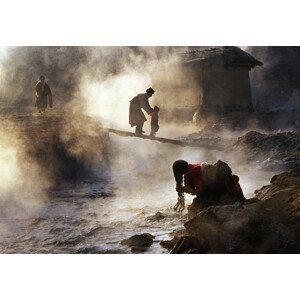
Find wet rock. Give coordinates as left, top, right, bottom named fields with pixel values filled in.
left=160, top=229, right=187, bottom=250
left=130, top=246, right=149, bottom=253
left=29, top=217, right=46, bottom=227
left=160, top=239, right=178, bottom=250
left=146, top=212, right=166, bottom=222
left=170, top=236, right=206, bottom=254
left=121, top=233, right=155, bottom=250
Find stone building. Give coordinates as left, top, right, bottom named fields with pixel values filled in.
left=181, top=46, right=263, bottom=116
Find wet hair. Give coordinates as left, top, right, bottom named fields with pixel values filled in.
left=173, top=160, right=188, bottom=183
left=146, top=87, right=155, bottom=95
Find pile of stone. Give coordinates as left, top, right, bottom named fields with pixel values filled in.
left=233, top=131, right=300, bottom=171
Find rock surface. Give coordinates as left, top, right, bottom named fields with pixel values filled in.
left=233, top=131, right=300, bottom=171
left=146, top=212, right=166, bottom=222
left=162, top=168, right=300, bottom=254
left=121, top=233, right=155, bottom=253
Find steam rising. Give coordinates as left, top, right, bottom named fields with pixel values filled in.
left=0, top=46, right=274, bottom=225
left=0, top=119, right=50, bottom=218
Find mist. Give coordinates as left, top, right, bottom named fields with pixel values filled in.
left=0, top=46, right=274, bottom=224
left=0, top=119, right=50, bottom=219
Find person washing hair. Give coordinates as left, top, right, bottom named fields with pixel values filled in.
left=172, top=160, right=245, bottom=213
left=129, top=87, right=155, bottom=135
left=35, top=75, right=52, bottom=113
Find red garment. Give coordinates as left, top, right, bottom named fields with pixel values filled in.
left=186, top=164, right=243, bottom=198
left=151, top=106, right=159, bottom=126
left=186, top=164, right=202, bottom=190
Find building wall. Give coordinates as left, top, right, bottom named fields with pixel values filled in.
left=200, top=65, right=253, bottom=112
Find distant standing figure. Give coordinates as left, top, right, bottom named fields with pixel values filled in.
left=150, top=105, right=160, bottom=137
left=129, top=87, right=155, bottom=135
left=35, top=75, right=52, bottom=113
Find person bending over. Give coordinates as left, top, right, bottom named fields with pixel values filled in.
left=172, top=160, right=245, bottom=213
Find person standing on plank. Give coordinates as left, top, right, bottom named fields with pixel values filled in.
left=129, top=87, right=155, bottom=135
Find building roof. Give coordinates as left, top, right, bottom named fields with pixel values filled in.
left=181, top=46, right=263, bottom=69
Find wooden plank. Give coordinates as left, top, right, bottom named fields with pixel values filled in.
left=106, top=128, right=224, bottom=150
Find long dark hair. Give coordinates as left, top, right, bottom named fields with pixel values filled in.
left=173, top=160, right=188, bottom=185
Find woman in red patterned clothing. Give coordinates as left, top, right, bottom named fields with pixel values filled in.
left=172, top=160, right=245, bottom=212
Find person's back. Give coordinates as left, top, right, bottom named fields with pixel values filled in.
left=172, top=159, right=245, bottom=214
left=130, top=94, right=142, bottom=107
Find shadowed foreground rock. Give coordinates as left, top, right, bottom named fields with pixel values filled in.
left=121, top=233, right=155, bottom=253
left=162, top=168, right=300, bottom=254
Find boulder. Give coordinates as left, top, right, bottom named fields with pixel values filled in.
left=160, top=229, right=187, bottom=251
left=146, top=212, right=166, bottom=222
left=121, top=233, right=155, bottom=252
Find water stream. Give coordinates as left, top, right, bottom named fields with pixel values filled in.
left=0, top=134, right=274, bottom=253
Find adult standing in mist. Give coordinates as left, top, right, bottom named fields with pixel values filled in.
left=129, top=87, right=155, bottom=135
left=35, top=75, right=53, bottom=113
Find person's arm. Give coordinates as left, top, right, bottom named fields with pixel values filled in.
left=35, top=82, right=42, bottom=95
left=176, top=175, right=196, bottom=195
left=141, top=96, right=154, bottom=115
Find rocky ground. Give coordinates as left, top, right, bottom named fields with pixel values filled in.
left=182, top=129, right=300, bottom=172
left=159, top=166, right=300, bottom=254
left=233, top=131, right=300, bottom=171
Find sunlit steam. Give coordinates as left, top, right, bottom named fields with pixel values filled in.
left=0, top=121, right=51, bottom=219
left=0, top=133, right=20, bottom=194
left=82, top=71, right=152, bottom=130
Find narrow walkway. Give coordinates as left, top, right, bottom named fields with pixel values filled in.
left=106, top=128, right=224, bottom=150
